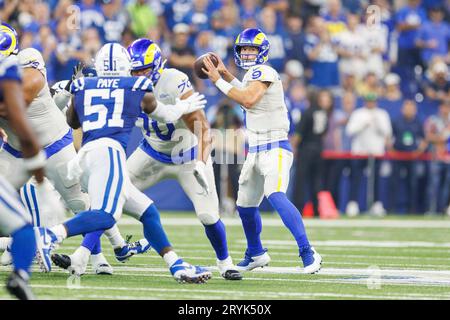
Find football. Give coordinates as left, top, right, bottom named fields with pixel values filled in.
left=194, top=52, right=219, bottom=79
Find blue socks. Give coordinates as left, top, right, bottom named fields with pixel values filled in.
left=268, top=192, right=310, bottom=251
left=81, top=230, right=104, bottom=254
left=140, top=204, right=171, bottom=254
left=64, top=210, right=116, bottom=237
left=11, top=225, right=36, bottom=275
left=204, top=219, right=229, bottom=261
left=237, top=206, right=264, bottom=256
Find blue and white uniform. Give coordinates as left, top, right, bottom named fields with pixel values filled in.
left=128, top=68, right=220, bottom=224
left=0, top=55, right=32, bottom=235
left=0, top=49, right=89, bottom=227
left=236, top=64, right=294, bottom=208
left=70, top=76, right=154, bottom=220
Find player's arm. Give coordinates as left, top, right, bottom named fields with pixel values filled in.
left=22, top=67, right=46, bottom=106
left=212, top=53, right=245, bottom=88
left=181, top=90, right=212, bottom=163
left=66, top=96, right=81, bottom=129
left=202, top=56, right=269, bottom=109
left=1, top=80, right=45, bottom=183
left=141, top=92, right=206, bottom=123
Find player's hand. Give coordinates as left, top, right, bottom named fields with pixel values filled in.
left=202, top=56, right=221, bottom=83
left=72, top=62, right=85, bottom=81
left=210, top=53, right=228, bottom=76
left=0, top=127, right=7, bottom=143
left=193, top=160, right=210, bottom=195
left=177, top=92, right=207, bottom=114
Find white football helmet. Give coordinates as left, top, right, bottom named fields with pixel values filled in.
left=94, top=43, right=131, bottom=77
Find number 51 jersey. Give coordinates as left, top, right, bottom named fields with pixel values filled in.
left=70, top=76, right=153, bottom=150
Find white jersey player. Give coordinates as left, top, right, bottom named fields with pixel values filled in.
left=202, top=28, right=322, bottom=273
left=125, top=39, right=242, bottom=280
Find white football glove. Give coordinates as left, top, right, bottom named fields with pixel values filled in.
left=193, top=160, right=210, bottom=195
left=176, top=92, right=207, bottom=115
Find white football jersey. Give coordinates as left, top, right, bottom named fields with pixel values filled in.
left=136, top=68, right=197, bottom=156
left=241, top=64, right=290, bottom=147
left=0, top=49, right=69, bottom=150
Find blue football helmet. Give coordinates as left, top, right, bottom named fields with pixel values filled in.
left=127, top=38, right=164, bottom=84
left=234, top=28, right=270, bottom=70
left=0, top=23, right=19, bottom=57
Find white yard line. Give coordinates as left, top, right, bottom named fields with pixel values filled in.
left=118, top=216, right=450, bottom=228
left=25, top=284, right=448, bottom=300
left=242, top=240, right=450, bottom=248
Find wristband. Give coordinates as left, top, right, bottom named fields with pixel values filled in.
left=23, top=150, right=47, bottom=171
left=214, top=78, right=233, bottom=95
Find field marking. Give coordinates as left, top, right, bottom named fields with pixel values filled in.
left=23, top=284, right=449, bottom=300
left=243, top=240, right=450, bottom=248
left=118, top=216, right=450, bottom=229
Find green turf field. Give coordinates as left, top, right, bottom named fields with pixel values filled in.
left=1, top=212, right=450, bottom=300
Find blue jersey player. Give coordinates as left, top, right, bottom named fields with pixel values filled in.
left=37, top=43, right=212, bottom=283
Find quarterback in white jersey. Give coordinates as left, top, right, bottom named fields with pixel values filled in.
left=202, top=28, right=322, bottom=273
left=125, top=39, right=242, bottom=280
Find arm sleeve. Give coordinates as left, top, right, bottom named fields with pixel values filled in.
left=148, top=100, right=186, bottom=123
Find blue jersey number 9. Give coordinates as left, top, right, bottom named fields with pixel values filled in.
left=82, top=89, right=124, bottom=132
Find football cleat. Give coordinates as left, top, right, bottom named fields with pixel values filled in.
left=300, top=246, right=322, bottom=274
left=114, top=236, right=151, bottom=263
left=51, top=253, right=86, bottom=276
left=0, top=245, right=12, bottom=266
left=217, top=257, right=243, bottom=280
left=91, top=253, right=113, bottom=275
left=35, top=227, right=56, bottom=273
left=236, top=249, right=271, bottom=272
left=170, top=259, right=212, bottom=284
left=6, top=270, right=35, bottom=300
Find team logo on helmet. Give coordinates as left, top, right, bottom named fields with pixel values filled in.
left=127, top=38, right=164, bottom=85
left=0, top=23, right=19, bottom=57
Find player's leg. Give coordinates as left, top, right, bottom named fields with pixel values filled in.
left=123, top=181, right=212, bottom=283
left=235, top=153, right=268, bottom=271
left=262, top=148, right=322, bottom=274
left=177, top=159, right=242, bottom=280
left=43, top=147, right=126, bottom=272
left=0, top=177, right=37, bottom=300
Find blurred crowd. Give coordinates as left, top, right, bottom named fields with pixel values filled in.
left=1, top=0, right=449, bottom=215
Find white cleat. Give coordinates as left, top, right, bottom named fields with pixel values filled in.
left=217, top=257, right=243, bottom=280
left=91, top=253, right=113, bottom=275
left=346, top=201, right=360, bottom=217
left=301, top=247, right=322, bottom=274
left=370, top=201, right=386, bottom=217
left=1, top=247, right=12, bottom=266
left=51, top=253, right=87, bottom=276
left=236, top=250, right=271, bottom=272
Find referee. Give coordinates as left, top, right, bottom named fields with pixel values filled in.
left=292, top=89, right=332, bottom=217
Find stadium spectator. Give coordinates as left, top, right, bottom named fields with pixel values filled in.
left=321, top=0, right=348, bottom=40
left=285, top=13, right=307, bottom=67
left=182, top=0, right=210, bottom=35
left=424, top=100, right=450, bottom=214
left=127, top=0, right=158, bottom=38
left=259, top=6, right=288, bottom=71
left=335, top=13, right=368, bottom=80
left=394, top=0, right=427, bottom=97
left=168, top=23, right=196, bottom=82
left=345, top=92, right=393, bottom=217
left=101, top=0, right=129, bottom=43
left=286, top=79, right=308, bottom=126
left=356, top=72, right=383, bottom=98
left=415, top=5, right=449, bottom=67
left=209, top=11, right=232, bottom=61
left=379, top=73, right=404, bottom=120
left=293, top=89, right=332, bottom=217
left=389, top=100, right=428, bottom=213
left=423, top=60, right=450, bottom=103
left=78, top=0, right=105, bottom=32
left=304, top=16, right=340, bottom=90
